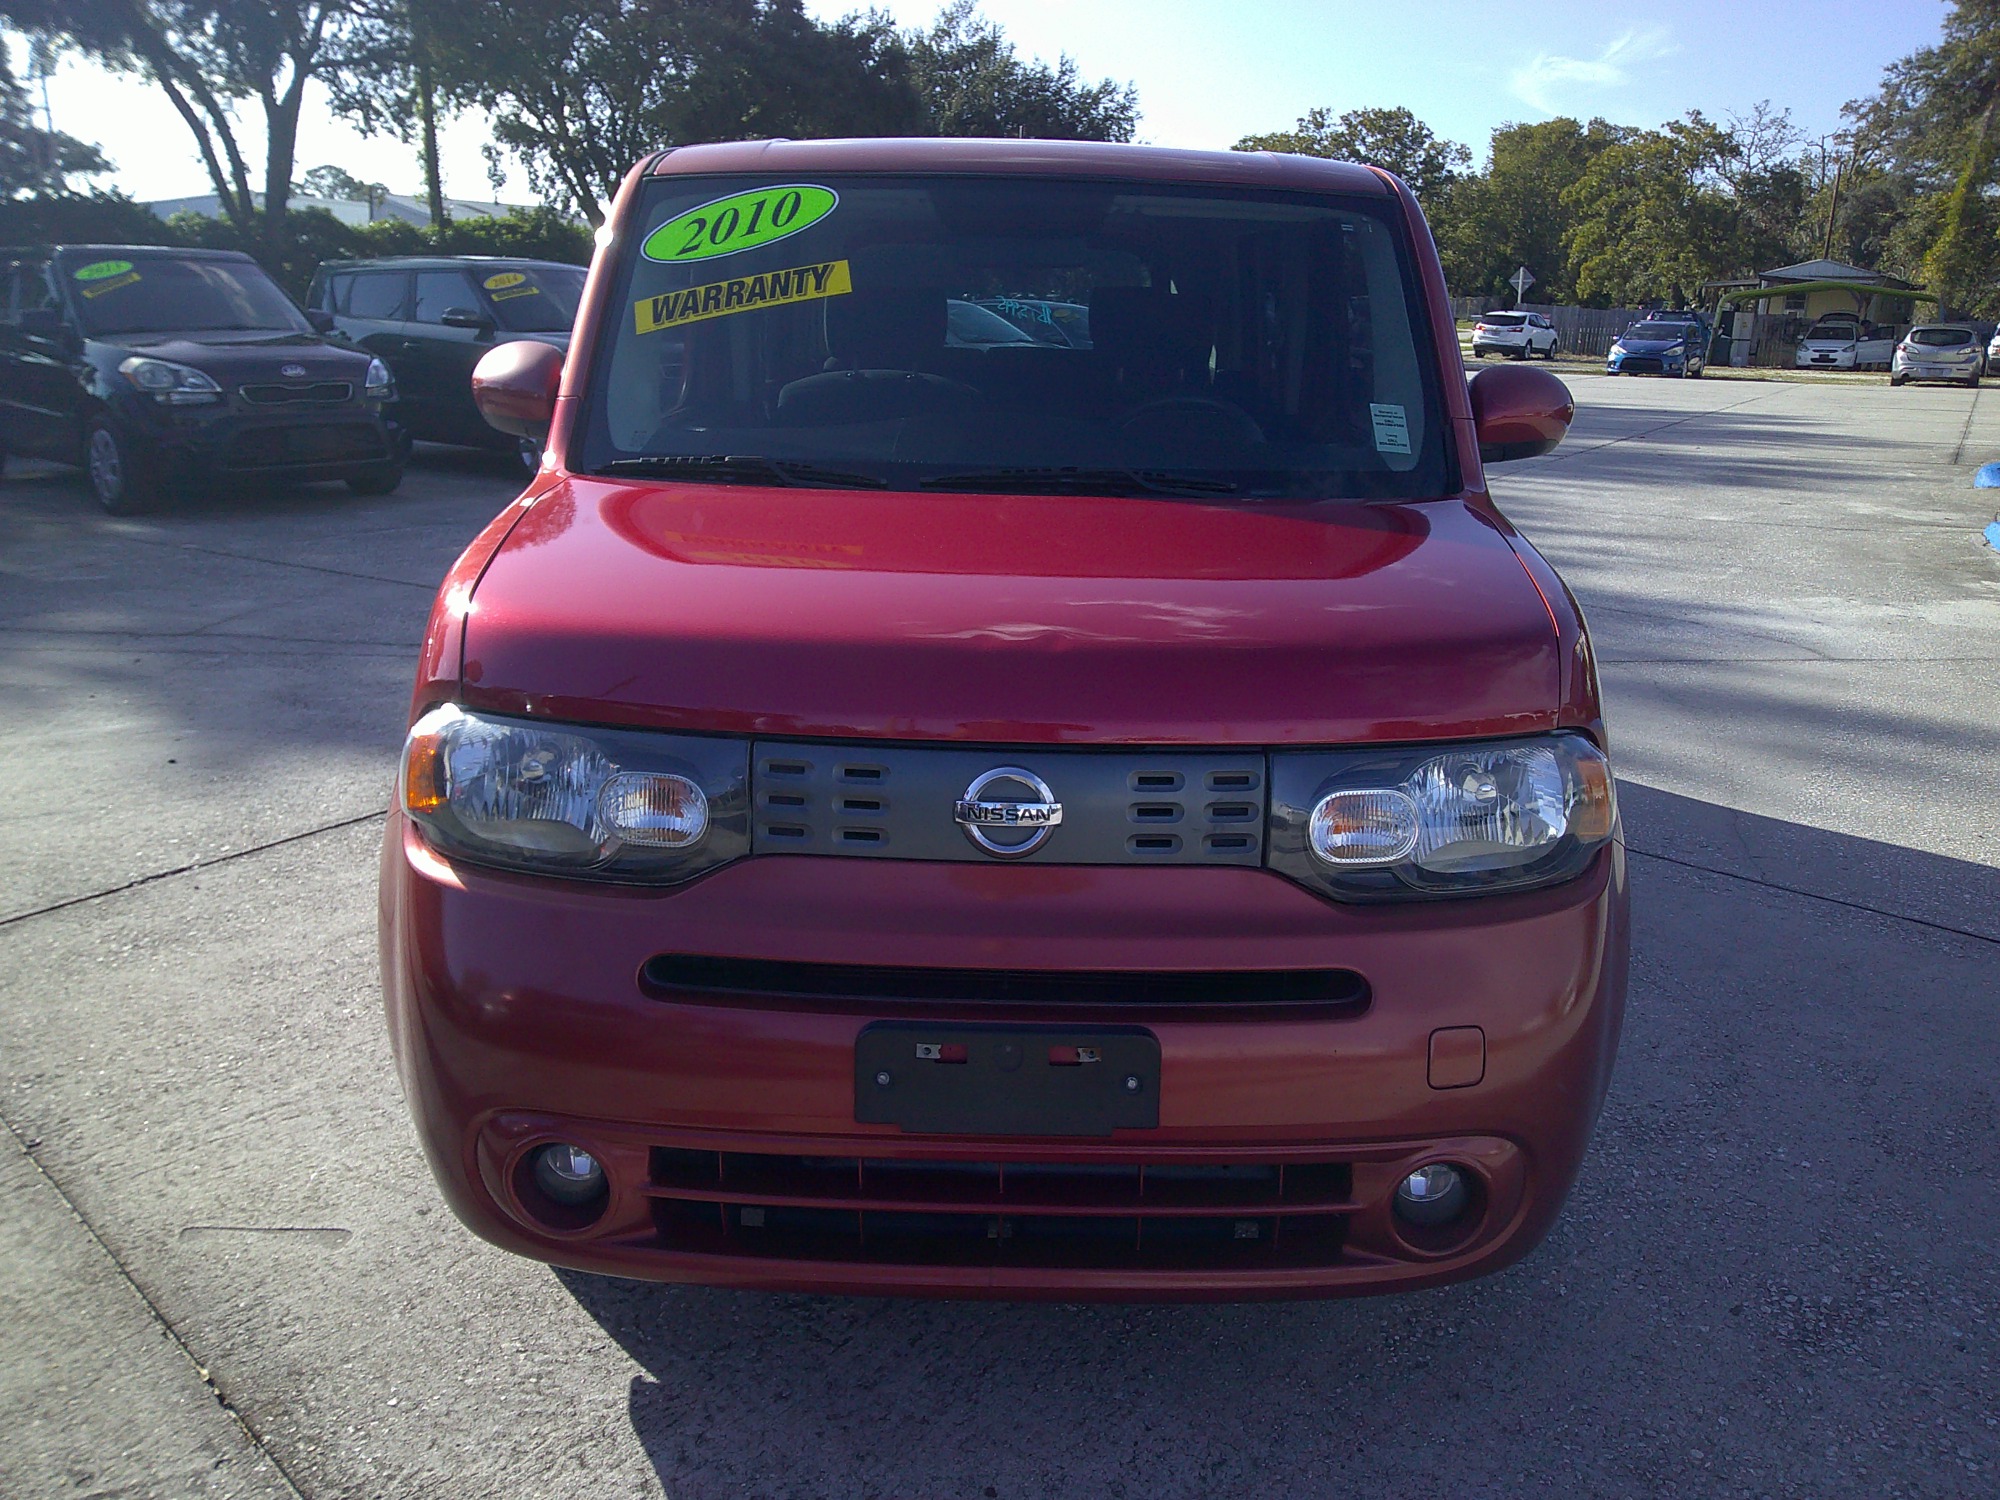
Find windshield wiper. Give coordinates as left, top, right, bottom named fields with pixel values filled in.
left=595, top=454, right=887, bottom=489
left=917, top=466, right=1240, bottom=498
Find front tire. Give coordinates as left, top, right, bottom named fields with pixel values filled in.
left=86, top=420, right=156, bottom=515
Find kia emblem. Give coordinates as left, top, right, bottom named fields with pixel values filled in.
left=280, top=362, right=308, bottom=378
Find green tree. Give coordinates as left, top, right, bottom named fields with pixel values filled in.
left=298, top=163, right=388, bottom=209
left=1234, top=106, right=1471, bottom=207
left=323, top=0, right=463, bottom=227
left=428, top=0, right=922, bottom=225
left=1561, top=113, right=1740, bottom=306
left=0, top=42, right=109, bottom=196
left=1434, top=116, right=1629, bottom=302
left=1843, top=0, right=2000, bottom=314
left=2, top=0, right=372, bottom=267
left=904, top=1, right=1136, bottom=141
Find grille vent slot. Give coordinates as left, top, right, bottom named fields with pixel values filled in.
left=751, top=744, right=1265, bottom=865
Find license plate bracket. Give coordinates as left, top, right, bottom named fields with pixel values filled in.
left=854, top=1022, right=1160, bottom=1136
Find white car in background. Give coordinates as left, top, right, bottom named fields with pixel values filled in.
left=1470, top=311, right=1559, bottom=359
left=1986, top=328, right=2000, bottom=374
left=1795, top=317, right=1897, bottom=371
left=1890, top=325, right=1983, bottom=387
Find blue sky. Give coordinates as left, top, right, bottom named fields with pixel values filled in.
left=16, top=0, right=1948, bottom=204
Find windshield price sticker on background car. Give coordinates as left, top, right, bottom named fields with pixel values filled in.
left=72, top=259, right=141, bottom=297
left=1369, top=402, right=1412, bottom=455
left=640, top=185, right=839, bottom=263
left=633, top=259, right=852, bottom=336
left=483, top=271, right=541, bottom=302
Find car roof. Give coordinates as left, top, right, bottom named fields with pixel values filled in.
left=4, top=243, right=257, bottom=263
left=645, top=138, right=1391, bottom=195
left=314, top=256, right=583, bottom=272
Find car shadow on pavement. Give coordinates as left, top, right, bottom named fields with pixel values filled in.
left=551, top=785, right=1999, bottom=1500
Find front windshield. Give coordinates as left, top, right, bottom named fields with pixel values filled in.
left=63, top=255, right=307, bottom=337
left=1625, top=322, right=1688, bottom=341
left=580, top=173, right=1452, bottom=499
left=1805, top=325, right=1857, bottom=343
left=1910, top=326, right=1974, bottom=346
left=482, top=264, right=586, bottom=334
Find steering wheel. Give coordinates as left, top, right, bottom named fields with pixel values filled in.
left=1118, top=395, right=1265, bottom=445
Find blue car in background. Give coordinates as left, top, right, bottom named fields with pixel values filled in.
left=1607, top=317, right=1707, bottom=378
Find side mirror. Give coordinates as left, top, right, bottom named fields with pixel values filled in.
left=305, top=307, right=335, bottom=334
left=472, top=339, right=563, bottom=440
left=1470, top=363, right=1574, bottom=464
left=440, top=306, right=495, bottom=336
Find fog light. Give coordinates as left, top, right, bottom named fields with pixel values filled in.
left=531, top=1143, right=606, bottom=1205
left=1394, top=1163, right=1469, bottom=1227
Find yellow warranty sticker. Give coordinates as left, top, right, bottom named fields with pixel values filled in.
left=483, top=271, right=527, bottom=290
left=78, top=271, right=142, bottom=299
left=634, top=259, right=851, bottom=336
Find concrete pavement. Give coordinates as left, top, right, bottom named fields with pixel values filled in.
left=1, top=381, right=1996, bottom=1498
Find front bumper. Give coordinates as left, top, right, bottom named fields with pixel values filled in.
left=380, top=815, right=1630, bottom=1300
left=115, top=393, right=403, bottom=483
left=1606, top=353, right=1681, bottom=375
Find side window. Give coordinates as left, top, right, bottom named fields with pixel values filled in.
left=321, top=273, right=351, bottom=314
left=411, top=270, right=480, bottom=324
left=346, top=272, right=407, bottom=321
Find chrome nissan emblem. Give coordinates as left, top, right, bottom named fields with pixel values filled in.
left=953, top=766, right=1062, bottom=858
left=280, top=363, right=308, bottom=377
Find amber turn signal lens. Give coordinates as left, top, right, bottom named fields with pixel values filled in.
left=402, top=731, right=447, bottom=814
left=1570, top=754, right=1615, bottom=841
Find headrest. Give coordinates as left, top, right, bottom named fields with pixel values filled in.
left=826, top=287, right=946, bottom=370
left=1088, top=287, right=1212, bottom=372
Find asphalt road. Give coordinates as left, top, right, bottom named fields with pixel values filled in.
left=2, top=378, right=1997, bottom=1500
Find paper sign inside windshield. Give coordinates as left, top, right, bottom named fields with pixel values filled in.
left=1369, top=402, right=1412, bottom=455
left=633, top=259, right=851, bottom=336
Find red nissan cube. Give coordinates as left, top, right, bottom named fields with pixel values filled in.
left=379, top=139, right=1626, bottom=1300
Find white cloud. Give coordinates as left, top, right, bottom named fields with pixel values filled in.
left=1510, top=26, right=1680, bottom=116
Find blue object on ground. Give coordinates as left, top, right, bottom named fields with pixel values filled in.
left=1984, top=519, right=2000, bottom=552
left=1975, top=462, right=2000, bottom=487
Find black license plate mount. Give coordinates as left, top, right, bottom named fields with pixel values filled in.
left=854, top=1022, right=1160, bottom=1136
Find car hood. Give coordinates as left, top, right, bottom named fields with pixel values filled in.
left=91, top=329, right=371, bottom=379
left=1801, top=338, right=1858, bottom=349
left=455, top=479, right=1561, bottom=746
left=1614, top=338, right=1685, bottom=352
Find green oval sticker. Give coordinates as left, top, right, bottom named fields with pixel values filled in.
left=73, top=259, right=134, bottom=282
left=641, top=185, right=837, bottom=264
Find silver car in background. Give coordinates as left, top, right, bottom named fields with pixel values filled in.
left=1891, top=325, right=1982, bottom=387
left=1470, top=310, right=1559, bottom=360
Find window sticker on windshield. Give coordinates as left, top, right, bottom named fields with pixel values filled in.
left=72, top=259, right=140, bottom=297
left=634, top=259, right=851, bottom=336
left=1369, top=402, right=1412, bottom=455
left=641, top=185, right=838, bottom=264
left=483, top=271, right=541, bottom=302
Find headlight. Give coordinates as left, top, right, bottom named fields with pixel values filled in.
left=398, top=705, right=748, bottom=882
left=365, top=357, right=393, bottom=396
left=117, top=356, right=221, bottom=405
left=1270, top=733, right=1616, bottom=899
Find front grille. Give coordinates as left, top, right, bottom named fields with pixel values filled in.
left=641, top=954, right=1369, bottom=1013
left=224, top=422, right=383, bottom=470
left=645, top=1148, right=1354, bottom=1270
left=240, top=381, right=352, bottom=405
left=753, top=742, right=1266, bottom=865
